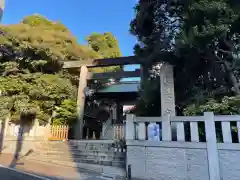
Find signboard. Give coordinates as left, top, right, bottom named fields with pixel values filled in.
left=147, top=123, right=160, bottom=141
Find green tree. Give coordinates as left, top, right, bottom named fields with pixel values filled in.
left=86, top=32, right=122, bottom=73
left=52, top=99, right=77, bottom=125
left=0, top=15, right=122, bottom=125
left=0, top=14, right=101, bottom=62
left=131, top=0, right=240, bottom=115
left=130, top=1, right=177, bottom=115
left=86, top=32, right=121, bottom=58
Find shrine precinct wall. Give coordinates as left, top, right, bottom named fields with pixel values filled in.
left=125, top=113, right=240, bottom=180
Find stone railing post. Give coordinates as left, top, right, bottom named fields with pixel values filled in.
left=204, top=112, right=221, bottom=180
left=126, top=114, right=135, bottom=140
left=76, top=66, right=88, bottom=139
left=138, top=122, right=146, bottom=140
left=162, top=114, right=171, bottom=141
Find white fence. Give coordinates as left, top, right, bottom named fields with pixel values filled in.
left=126, top=112, right=240, bottom=180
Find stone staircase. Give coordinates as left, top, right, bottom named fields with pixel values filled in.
left=26, top=140, right=126, bottom=177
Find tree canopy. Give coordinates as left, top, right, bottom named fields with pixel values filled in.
left=86, top=32, right=121, bottom=58
left=0, top=14, right=122, bottom=124
left=131, top=0, right=240, bottom=116
left=0, top=14, right=101, bottom=62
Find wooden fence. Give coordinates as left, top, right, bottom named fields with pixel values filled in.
left=48, top=125, right=69, bottom=141
left=113, top=124, right=125, bottom=140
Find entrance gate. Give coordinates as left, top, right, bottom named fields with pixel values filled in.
left=63, top=56, right=176, bottom=139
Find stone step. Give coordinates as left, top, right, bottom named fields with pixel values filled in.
left=29, top=155, right=125, bottom=167
left=32, top=151, right=125, bottom=160
left=33, top=146, right=79, bottom=152
left=30, top=151, right=125, bottom=160
left=32, top=149, right=124, bottom=156
left=34, top=146, right=125, bottom=154
left=35, top=150, right=124, bottom=156
left=31, top=152, right=125, bottom=162
left=32, top=154, right=115, bottom=160
left=35, top=150, right=117, bottom=155
left=34, top=144, right=115, bottom=151
left=37, top=141, right=117, bottom=148
left=26, top=156, right=126, bottom=175
left=33, top=152, right=124, bottom=160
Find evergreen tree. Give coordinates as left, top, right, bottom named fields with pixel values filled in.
left=0, top=15, right=122, bottom=124
left=131, top=0, right=240, bottom=115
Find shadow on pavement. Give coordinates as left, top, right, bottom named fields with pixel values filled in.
left=9, top=122, right=24, bottom=168
left=0, top=166, right=60, bottom=180
left=9, top=116, right=34, bottom=168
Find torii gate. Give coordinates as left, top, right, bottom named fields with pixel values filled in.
left=63, top=56, right=176, bottom=139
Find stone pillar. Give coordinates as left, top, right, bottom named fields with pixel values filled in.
left=76, top=66, right=88, bottom=139
left=160, top=64, right=176, bottom=140
left=112, top=104, right=117, bottom=124
left=160, top=64, right=176, bottom=116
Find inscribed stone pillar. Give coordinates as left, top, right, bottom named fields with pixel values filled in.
left=76, top=66, right=88, bottom=139
left=160, top=64, right=176, bottom=116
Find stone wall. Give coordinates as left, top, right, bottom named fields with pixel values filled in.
left=127, top=141, right=209, bottom=180
left=127, top=141, right=240, bottom=180
left=218, top=148, right=240, bottom=180
left=0, top=118, right=49, bottom=139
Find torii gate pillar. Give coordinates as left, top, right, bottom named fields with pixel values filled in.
left=76, top=66, right=88, bottom=139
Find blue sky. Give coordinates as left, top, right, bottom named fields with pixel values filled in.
left=2, top=0, right=137, bottom=57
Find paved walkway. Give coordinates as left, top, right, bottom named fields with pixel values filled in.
left=0, top=154, right=107, bottom=180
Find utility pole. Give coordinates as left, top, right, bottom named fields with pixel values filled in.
left=0, top=0, right=5, bottom=22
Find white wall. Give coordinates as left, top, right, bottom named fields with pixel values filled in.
left=126, top=112, right=240, bottom=180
